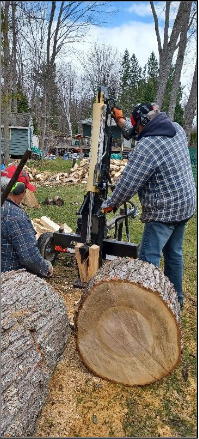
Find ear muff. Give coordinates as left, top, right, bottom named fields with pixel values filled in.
left=11, top=182, right=26, bottom=195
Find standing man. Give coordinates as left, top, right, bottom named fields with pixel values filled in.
left=1, top=165, right=53, bottom=277
left=102, top=103, right=196, bottom=308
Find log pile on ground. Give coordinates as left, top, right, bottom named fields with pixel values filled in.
left=24, top=159, right=128, bottom=186
left=76, top=258, right=181, bottom=386
left=32, top=216, right=72, bottom=238
left=1, top=269, right=70, bottom=437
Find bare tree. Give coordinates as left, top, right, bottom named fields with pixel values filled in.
left=167, top=2, right=193, bottom=120
left=2, top=1, right=12, bottom=165
left=150, top=1, right=192, bottom=109
left=57, top=64, right=78, bottom=137
left=38, top=1, right=109, bottom=150
left=183, top=62, right=197, bottom=143
left=82, top=43, right=121, bottom=98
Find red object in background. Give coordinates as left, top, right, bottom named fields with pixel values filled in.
left=1, top=165, right=36, bottom=192
left=54, top=245, right=68, bottom=252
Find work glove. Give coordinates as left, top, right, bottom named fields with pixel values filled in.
left=111, top=107, right=125, bottom=123
left=101, top=200, right=117, bottom=214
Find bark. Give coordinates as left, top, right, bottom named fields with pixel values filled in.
left=183, top=62, right=197, bottom=143
left=39, top=91, right=47, bottom=151
left=2, top=1, right=12, bottom=165
left=1, top=269, right=70, bottom=437
left=150, top=1, right=191, bottom=108
left=11, top=0, right=18, bottom=112
left=168, top=2, right=192, bottom=120
left=76, top=258, right=181, bottom=386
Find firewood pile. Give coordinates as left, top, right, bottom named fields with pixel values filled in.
left=24, top=159, right=128, bottom=186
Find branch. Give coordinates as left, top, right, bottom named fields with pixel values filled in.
left=163, top=1, right=171, bottom=48
left=168, top=1, right=188, bottom=51
left=187, top=8, right=196, bottom=32
left=51, top=1, right=65, bottom=65
left=47, top=1, right=56, bottom=65
left=150, top=1, right=162, bottom=55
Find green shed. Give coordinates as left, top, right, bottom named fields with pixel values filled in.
left=80, top=118, right=121, bottom=139
left=1, top=113, right=33, bottom=158
left=79, top=118, right=132, bottom=151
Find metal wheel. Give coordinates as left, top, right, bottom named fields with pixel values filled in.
left=37, top=232, right=57, bottom=263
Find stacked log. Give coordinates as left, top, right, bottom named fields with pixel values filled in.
left=32, top=215, right=72, bottom=238
left=76, top=258, right=181, bottom=386
left=1, top=269, right=70, bottom=437
left=23, top=159, right=128, bottom=186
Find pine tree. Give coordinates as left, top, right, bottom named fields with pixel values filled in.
left=118, top=49, right=131, bottom=113
left=129, top=53, right=142, bottom=106
left=16, top=86, right=30, bottom=113
left=119, top=50, right=142, bottom=114
left=142, top=52, right=159, bottom=103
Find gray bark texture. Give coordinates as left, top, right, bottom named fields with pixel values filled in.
left=150, top=1, right=191, bottom=109
left=87, top=258, right=180, bottom=321
left=183, top=61, right=197, bottom=143
left=2, top=1, right=12, bottom=165
left=1, top=269, right=70, bottom=438
left=168, top=2, right=192, bottom=120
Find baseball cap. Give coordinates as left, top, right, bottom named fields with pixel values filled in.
left=1, top=165, right=36, bottom=192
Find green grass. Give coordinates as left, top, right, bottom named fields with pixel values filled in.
left=25, top=159, right=197, bottom=438
left=28, top=157, right=79, bottom=173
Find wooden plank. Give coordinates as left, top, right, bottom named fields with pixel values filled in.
left=75, top=243, right=88, bottom=282
left=88, top=245, right=100, bottom=281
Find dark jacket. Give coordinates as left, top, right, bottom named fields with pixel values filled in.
left=105, top=113, right=196, bottom=222
left=1, top=199, right=51, bottom=276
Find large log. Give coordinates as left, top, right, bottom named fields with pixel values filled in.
left=1, top=269, right=70, bottom=437
left=76, top=258, right=181, bottom=386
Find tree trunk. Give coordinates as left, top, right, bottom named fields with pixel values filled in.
left=168, top=2, right=192, bottom=120
left=11, top=0, right=18, bottom=113
left=76, top=258, right=181, bottom=386
left=39, top=91, right=47, bottom=151
left=183, top=61, right=197, bottom=143
left=151, top=1, right=191, bottom=109
left=1, top=269, right=70, bottom=437
left=2, top=1, right=11, bottom=165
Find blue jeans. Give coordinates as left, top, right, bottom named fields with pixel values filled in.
left=138, top=221, right=186, bottom=303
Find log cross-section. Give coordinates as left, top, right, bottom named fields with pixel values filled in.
left=76, top=258, right=181, bottom=386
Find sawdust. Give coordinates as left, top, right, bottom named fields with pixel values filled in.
left=35, top=254, right=197, bottom=438
left=35, top=255, right=128, bottom=437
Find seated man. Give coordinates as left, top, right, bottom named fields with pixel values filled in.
left=1, top=165, right=53, bottom=277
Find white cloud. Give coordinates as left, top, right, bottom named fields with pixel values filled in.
left=58, top=19, right=196, bottom=103
left=127, top=2, right=154, bottom=17
left=61, top=21, right=162, bottom=69
left=127, top=1, right=180, bottom=20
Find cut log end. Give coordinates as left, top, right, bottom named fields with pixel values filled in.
left=76, top=259, right=181, bottom=386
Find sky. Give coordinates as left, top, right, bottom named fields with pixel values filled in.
left=59, top=1, right=196, bottom=103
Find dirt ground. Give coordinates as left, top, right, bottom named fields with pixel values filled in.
left=35, top=253, right=197, bottom=438
left=35, top=254, right=130, bottom=438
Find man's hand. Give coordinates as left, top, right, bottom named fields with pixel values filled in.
left=111, top=107, right=125, bottom=123
left=101, top=205, right=114, bottom=214
left=101, top=200, right=117, bottom=214
left=46, top=261, right=53, bottom=277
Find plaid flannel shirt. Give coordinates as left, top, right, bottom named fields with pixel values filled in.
left=1, top=199, right=51, bottom=275
left=106, top=121, right=196, bottom=222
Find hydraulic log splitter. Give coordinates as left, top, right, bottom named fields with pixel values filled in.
left=38, top=87, right=138, bottom=279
